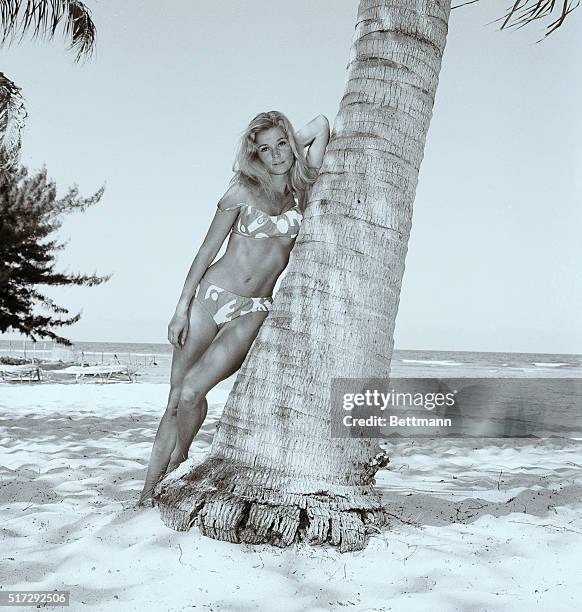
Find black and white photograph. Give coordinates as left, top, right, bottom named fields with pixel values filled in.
left=1, top=1, right=581, bottom=610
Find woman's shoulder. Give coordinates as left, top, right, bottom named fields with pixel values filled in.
left=217, top=178, right=254, bottom=212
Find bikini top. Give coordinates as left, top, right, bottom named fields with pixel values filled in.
left=217, top=196, right=303, bottom=239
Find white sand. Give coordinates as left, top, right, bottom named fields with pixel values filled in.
left=1, top=383, right=581, bottom=611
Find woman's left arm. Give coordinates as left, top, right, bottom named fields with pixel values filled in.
left=294, top=114, right=330, bottom=170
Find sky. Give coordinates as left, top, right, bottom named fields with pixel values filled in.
left=1, top=0, right=581, bottom=353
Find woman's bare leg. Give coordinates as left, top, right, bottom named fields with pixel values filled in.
left=137, top=390, right=182, bottom=507
left=167, top=309, right=268, bottom=472
left=137, top=301, right=217, bottom=506
left=166, top=397, right=208, bottom=471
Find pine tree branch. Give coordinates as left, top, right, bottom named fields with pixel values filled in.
left=0, top=165, right=110, bottom=344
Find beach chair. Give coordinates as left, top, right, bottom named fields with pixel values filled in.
left=57, top=365, right=136, bottom=383
left=0, top=364, right=43, bottom=382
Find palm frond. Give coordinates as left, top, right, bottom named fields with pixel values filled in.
left=0, top=0, right=95, bottom=61
left=0, top=72, right=27, bottom=173
left=63, top=0, right=95, bottom=61
left=452, top=0, right=579, bottom=40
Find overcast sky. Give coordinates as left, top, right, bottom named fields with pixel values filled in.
left=1, top=0, right=580, bottom=353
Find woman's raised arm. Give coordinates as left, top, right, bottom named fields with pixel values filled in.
left=294, top=114, right=330, bottom=170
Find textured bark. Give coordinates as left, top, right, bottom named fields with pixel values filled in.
left=154, top=0, right=452, bottom=552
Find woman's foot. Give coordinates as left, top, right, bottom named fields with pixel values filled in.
left=136, top=491, right=155, bottom=507
left=164, top=457, right=185, bottom=475
left=138, top=469, right=168, bottom=507
left=165, top=449, right=188, bottom=475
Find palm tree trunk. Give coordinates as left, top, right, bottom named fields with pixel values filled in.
left=154, top=0, right=452, bottom=552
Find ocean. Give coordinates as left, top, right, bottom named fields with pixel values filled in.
left=1, top=339, right=581, bottom=383
left=2, top=339, right=581, bottom=437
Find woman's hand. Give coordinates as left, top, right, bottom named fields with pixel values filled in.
left=168, top=309, right=189, bottom=349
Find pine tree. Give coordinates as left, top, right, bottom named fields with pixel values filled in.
left=0, top=165, right=109, bottom=345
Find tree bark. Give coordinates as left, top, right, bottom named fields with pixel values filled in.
left=154, top=0, right=452, bottom=552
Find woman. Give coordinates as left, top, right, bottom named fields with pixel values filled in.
left=138, top=111, right=330, bottom=506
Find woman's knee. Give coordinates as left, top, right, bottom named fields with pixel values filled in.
left=179, top=385, right=205, bottom=408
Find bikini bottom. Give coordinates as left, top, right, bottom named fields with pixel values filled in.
left=194, top=278, right=273, bottom=328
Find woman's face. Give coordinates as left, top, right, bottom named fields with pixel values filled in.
left=255, top=126, right=294, bottom=175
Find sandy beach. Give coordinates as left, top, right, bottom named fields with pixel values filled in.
left=1, top=380, right=581, bottom=611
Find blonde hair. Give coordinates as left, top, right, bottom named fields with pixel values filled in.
left=230, top=111, right=318, bottom=211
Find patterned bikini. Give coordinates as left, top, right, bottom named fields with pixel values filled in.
left=193, top=197, right=303, bottom=328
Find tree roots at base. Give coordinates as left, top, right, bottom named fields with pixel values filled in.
left=152, top=457, right=390, bottom=553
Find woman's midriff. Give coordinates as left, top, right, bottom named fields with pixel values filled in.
left=202, top=233, right=295, bottom=297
